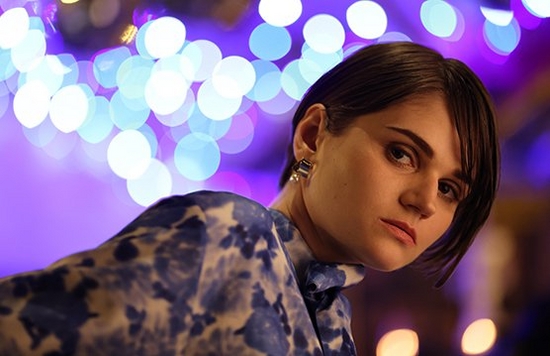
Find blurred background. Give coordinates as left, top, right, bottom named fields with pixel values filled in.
left=0, top=0, right=549, bottom=354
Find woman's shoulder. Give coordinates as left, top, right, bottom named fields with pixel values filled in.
left=120, top=190, right=271, bottom=233
left=167, top=190, right=267, bottom=213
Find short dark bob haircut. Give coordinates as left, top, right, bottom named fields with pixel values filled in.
left=279, top=42, right=500, bottom=287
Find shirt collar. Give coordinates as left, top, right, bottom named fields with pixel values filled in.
left=269, top=209, right=365, bottom=292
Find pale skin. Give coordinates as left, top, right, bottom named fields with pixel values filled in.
left=270, top=95, right=467, bottom=272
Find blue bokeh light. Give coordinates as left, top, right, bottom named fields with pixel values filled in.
left=188, top=110, right=232, bottom=140
left=138, top=123, right=159, bottom=158
left=21, top=55, right=67, bottom=95
left=93, top=46, right=132, bottom=89
left=247, top=59, right=281, bottom=102
left=303, top=14, right=346, bottom=54
left=420, top=0, right=458, bottom=38
left=78, top=95, right=114, bottom=144
left=281, top=59, right=311, bottom=100
left=483, top=18, right=521, bottom=55
left=174, top=132, right=221, bottom=181
left=0, top=81, right=9, bottom=118
left=0, top=48, right=16, bottom=81
left=249, top=23, right=292, bottom=61
left=110, top=90, right=150, bottom=130
left=154, top=89, right=196, bottom=127
left=197, top=79, right=242, bottom=121
left=11, top=29, right=46, bottom=72
left=180, top=39, right=222, bottom=82
left=117, top=55, right=154, bottom=102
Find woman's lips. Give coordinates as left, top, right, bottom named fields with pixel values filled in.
left=380, top=219, right=417, bottom=246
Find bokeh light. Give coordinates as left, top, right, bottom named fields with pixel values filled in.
left=346, top=1, right=388, bottom=39
left=13, top=80, right=50, bottom=128
left=116, top=55, right=153, bottom=103
left=303, top=14, right=345, bottom=54
left=0, top=47, right=17, bottom=81
left=197, top=79, right=242, bottom=121
left=174, top=132, right=221, bottom=181
left=154, top=89, right=195, bottom=127
left=483, top=18, right=521, bottom=55
left=138, top=123, right=159, bottom=158
left=246, top=59, right=281, bottom=102
left=145, top=68, right=189, bottom=115
left=93, top=46, right=131, bottom=89
left=480, top=6, right=515, bottom=26
left=143, top=16, right=186, bottom=59
left=56, top=54, right=77, bottom=87
left=281, top=59, right=311, bottom=100
left=376, top=328, right=419, bottom=356
left=0, top=81, right=9, bottom=118
left=73, top=60, right=99, bottom=91
left=301, top=45, right=342, bottom=83
left=0, top=7, right=29, bottom=49
left=180, top=39, right=222, bottom=82
left=212, top=55, right=256, bottom=99
left=461, top=318, right=497, bottom=355
left=11, top=29, right=46, bottom=72
left=23, top=55, right=69, bottom=95
left=110, top=90, right=150, bottom=129
left=522, top=0, right=550, bottom=18
left=188, top=110, right=232, bottom=139
left=49, top=84, right=91, bottom=133
left=107, top=129, right=152, bottom=179
left=259, top=0, right=302, bottom=27
left=249, top=23, right=292, bottom=61
left=77, top=95, right=113, bottom=144
left=421, top=0, right=458, bottom=38
left=127, top=158, right=172, bottom=207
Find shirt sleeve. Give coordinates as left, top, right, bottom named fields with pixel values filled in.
left=0, top=195, right=213, bottom=355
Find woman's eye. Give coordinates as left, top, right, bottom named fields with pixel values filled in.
left=438, top=182, right=459, bottom=202
left=389, top=146, right=414, bottom=167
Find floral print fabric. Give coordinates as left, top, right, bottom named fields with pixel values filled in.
left=0, top=191, right=365, bottom=355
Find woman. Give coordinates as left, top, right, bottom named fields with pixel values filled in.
left=0, top=42, right=499, bottom=355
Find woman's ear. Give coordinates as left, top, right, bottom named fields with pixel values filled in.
left=293, top=103, right=327, bottom=159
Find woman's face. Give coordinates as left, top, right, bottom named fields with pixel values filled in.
left=300, top=95, right=465, bottom=271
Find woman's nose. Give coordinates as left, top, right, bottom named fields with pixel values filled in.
left=399, top=177, right=437, bottom=218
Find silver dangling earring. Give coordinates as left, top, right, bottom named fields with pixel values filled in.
left=289, top=158, right=312, bottom=182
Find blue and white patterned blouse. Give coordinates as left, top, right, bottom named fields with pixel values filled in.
left=0, top=191, right=365, bottom=355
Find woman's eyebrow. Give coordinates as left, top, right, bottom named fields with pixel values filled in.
left=386, top=126, right=434, bottom=158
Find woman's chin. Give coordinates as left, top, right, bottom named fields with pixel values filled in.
left=363, top=256, right=413, bottom=273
